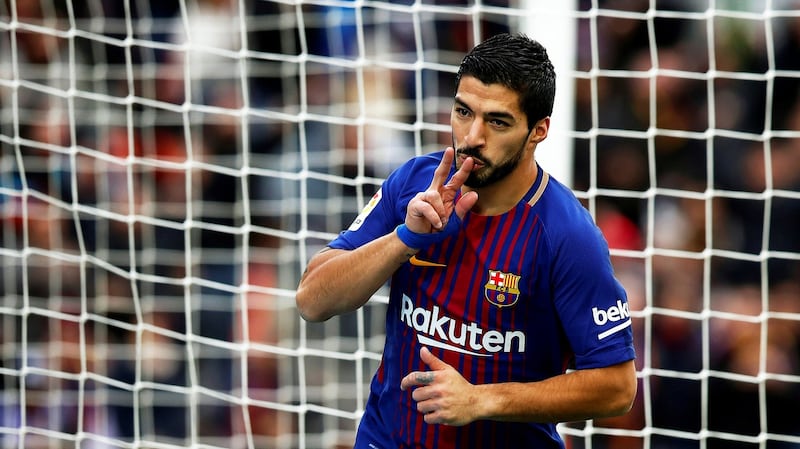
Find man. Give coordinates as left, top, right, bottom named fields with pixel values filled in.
left=296, top=33, right=637, bottom=448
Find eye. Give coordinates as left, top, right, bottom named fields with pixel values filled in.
left=454, top=106, right=471, bottom=118
left=489, top=118, right=510, bottom=128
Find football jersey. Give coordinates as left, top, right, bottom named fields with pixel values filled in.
left=328, top=150, right=635, bottom=449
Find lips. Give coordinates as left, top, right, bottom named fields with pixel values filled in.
left=458, top=151, right=484, bottom=169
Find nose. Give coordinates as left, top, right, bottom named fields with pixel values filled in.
left=463, top=119, right=486, bottom=149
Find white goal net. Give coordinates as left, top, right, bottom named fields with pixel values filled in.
left=2, top=0, right=799, bottom=448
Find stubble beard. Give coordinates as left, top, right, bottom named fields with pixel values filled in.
left=454, top=140, right=526, bottom=189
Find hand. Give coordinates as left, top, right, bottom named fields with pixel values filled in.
left=400, top=347, right=478, bottom=426
left=404, top=147, right=478, bottom=234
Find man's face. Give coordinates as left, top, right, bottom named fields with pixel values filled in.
left=450, top=76, right=532, bottom=188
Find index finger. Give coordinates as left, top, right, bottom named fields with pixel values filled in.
left=429, top=147, right=456, bottom=189
left=444, top=153, right=474, bottom=191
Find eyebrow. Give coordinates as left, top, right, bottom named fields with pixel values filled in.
left=454, top=97, right=517, bottom=123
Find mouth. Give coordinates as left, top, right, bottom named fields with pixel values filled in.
left=458, top=151, right=484, bottom=170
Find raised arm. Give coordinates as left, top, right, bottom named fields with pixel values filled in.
left=295, top=148, right=478, bottom=322
left=295, top=233, right=413, bottom=322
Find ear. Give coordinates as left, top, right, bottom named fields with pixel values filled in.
left=529, top=116, right=550, bottom=144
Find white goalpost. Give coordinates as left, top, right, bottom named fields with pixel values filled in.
left=2, top=1, right=800, bottom=449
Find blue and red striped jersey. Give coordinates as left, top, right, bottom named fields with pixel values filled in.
left=328, top=150, right=635, bottom=449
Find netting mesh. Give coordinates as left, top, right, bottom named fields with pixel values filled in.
left=1, top=1, right=799, bottom=448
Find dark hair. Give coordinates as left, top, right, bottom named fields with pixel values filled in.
left=455, top=33, right=556, bottom=131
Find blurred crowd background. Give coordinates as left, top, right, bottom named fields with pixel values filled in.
left=1, top=0, right=798, bottom=448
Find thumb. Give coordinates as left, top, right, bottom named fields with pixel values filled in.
left=454, top=191, right=478, bottom=219
left=420, top=346, right=449, bottom=371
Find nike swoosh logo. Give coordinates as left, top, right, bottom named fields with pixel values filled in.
left=408, top=255, right=447, bottom=267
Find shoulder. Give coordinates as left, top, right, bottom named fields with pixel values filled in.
left=393, top=150, right=444, bottom=176
left=539, top=175, right=596, bottom=231
left=536, top=173, right=609, bottom=251
left=383, top=150, right=446, bottom=192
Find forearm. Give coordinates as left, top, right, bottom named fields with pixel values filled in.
left=296, top=230, right=416, bottom=322
left=473, top=360, right=636, bottom=424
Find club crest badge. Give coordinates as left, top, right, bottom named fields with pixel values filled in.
left=484, top=269, right=521, bottom=307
